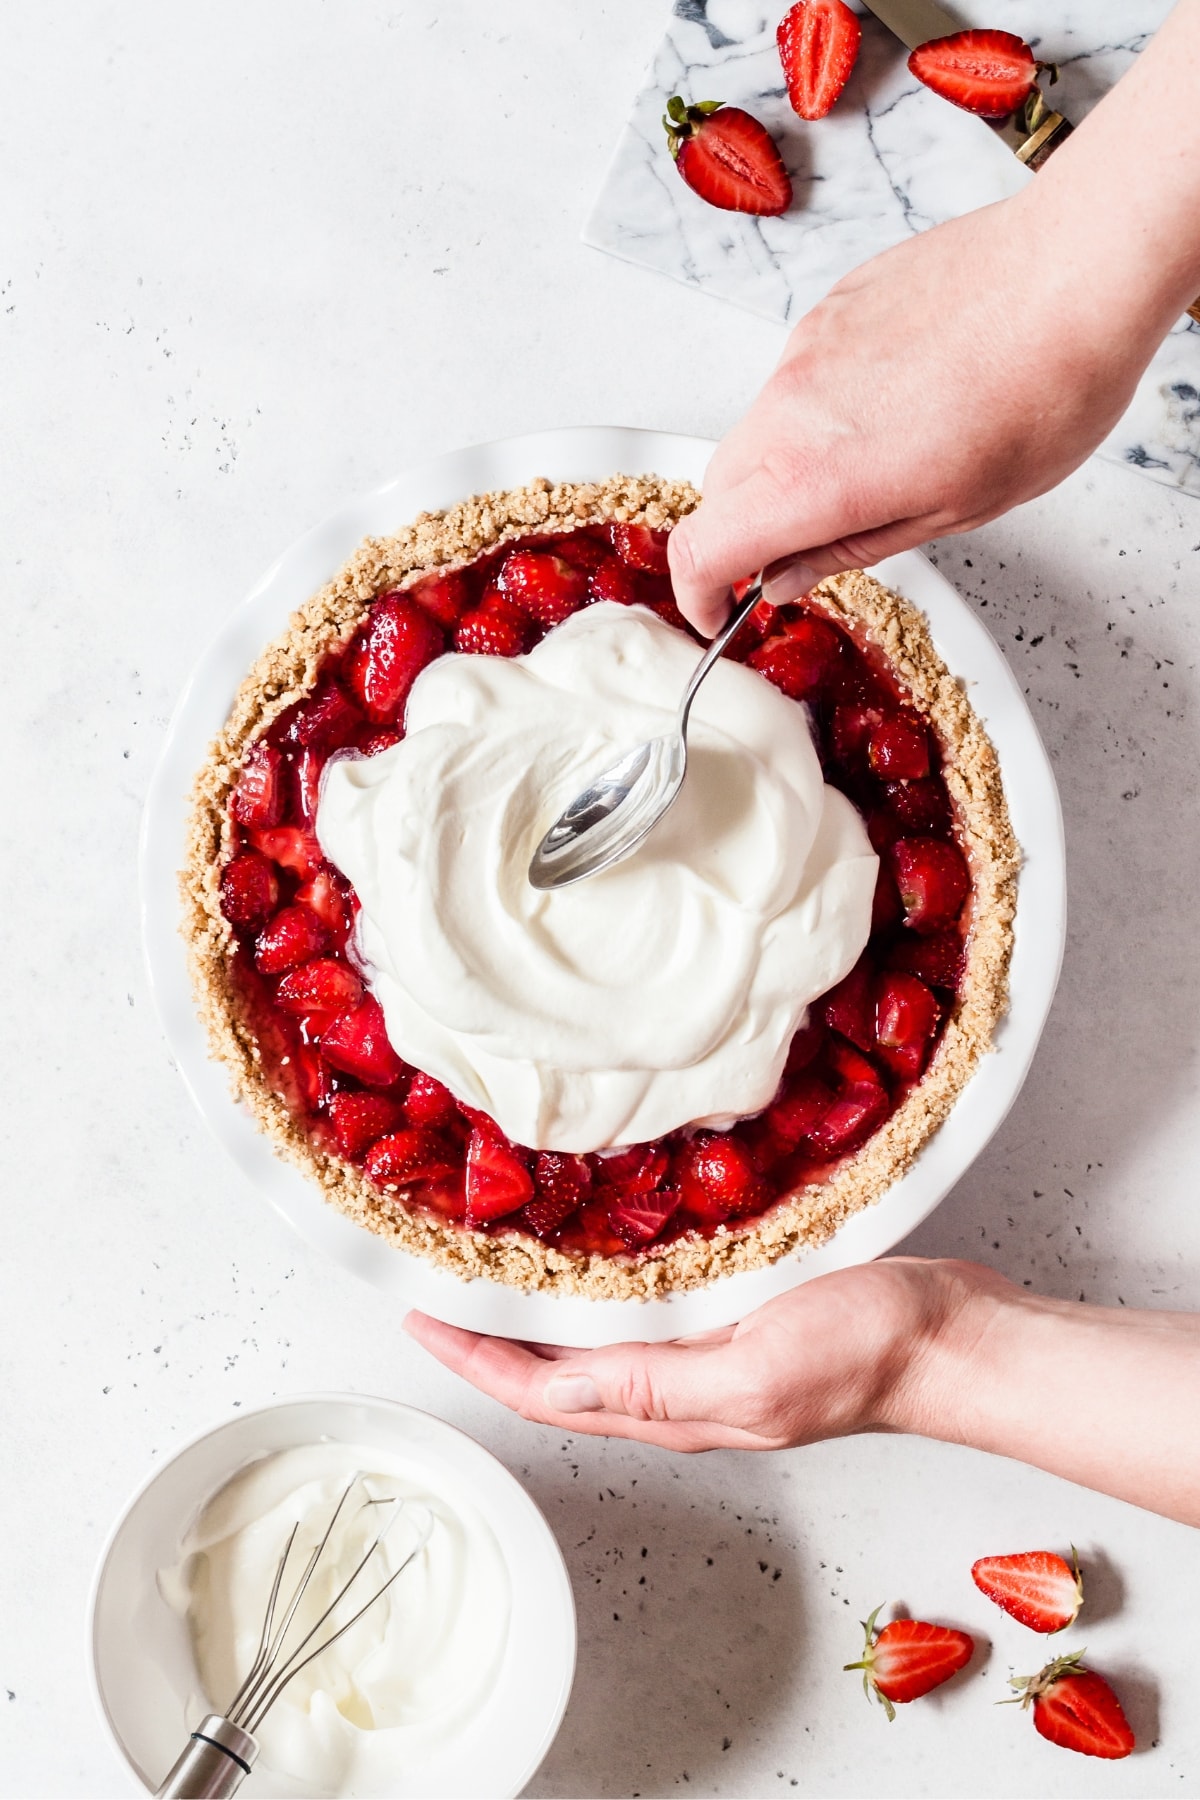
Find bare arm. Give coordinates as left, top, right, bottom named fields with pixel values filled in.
left=406, top=1259, right=1200, bottom=1526
left=668, top=0, right=1200, bottom=632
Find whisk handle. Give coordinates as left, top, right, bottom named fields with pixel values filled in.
left=153, top=1714, right=258, bottom=1800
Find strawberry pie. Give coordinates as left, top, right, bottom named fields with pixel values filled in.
left=183, top=475, right=1016, bottom=1299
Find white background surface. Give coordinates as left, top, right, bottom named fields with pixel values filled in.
left=2, top=3, right=1198, bottom=1796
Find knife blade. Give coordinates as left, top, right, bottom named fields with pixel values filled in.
left=861, top=0, right=1200, bottom=322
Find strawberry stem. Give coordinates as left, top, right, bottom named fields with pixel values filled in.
left=661, top=95, right=726, bottom=159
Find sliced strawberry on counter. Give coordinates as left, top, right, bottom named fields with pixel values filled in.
left=249, top=825, right=324, bottom=882
left=403, top=1070, right=459, bottom=1129
left=677, top=1133, right=764, bottom=1223
left=344, top=596, right=444, bottom=723
left=609, top=1187, right=681, bottom=1250
left=886, top=926, right=965, bottom=991
left=219, top=850, right=278, bottom=928
left=231, top=740, right=285, bottom=829
left=845, top=1607, right=974, bottom=1720
left=892, top=837, right=970, bottom=933
left=293, top=867, right=354, bottom=949
left=875, top=972, right=940, bottom=1081
left=809, top=1081, right=889, bottom=1157
left=609, top=523, right=671, bottom=575
left=329, top=1090, right=406, bottom=1160
left=320, top=994, right=405, bottom=1088
left=454, top=607, right=526, bottom=657
left=274, top=958, right=364, bottom=1020
left=777, top=0, right=862, bottom=121
left=823, top=956, right=876, bottom=1052
left=283, top=679, right=362, bottom=750
left=868, top=713, right=930, bottom=779
left=885, top=776, right=949, bottom=834
left=587, top=555, right=640, bottom=609
left=1007, top=1652, right=1134, bottom=1759
left=663, top=97, right=792, bottom=217
left=765, top=1071, right=835, bottom=1149
left=498, top=549, right=589, bottom=626
left=365, top=1127, right=459, bottom=1190
left=406, top=569, right=470, bottom=630
left=464, top=1129, right=534, bottom=1226
left=972, top=1549, right=1083, bottom=1635
left=908, top=29, right=1044, bottom=120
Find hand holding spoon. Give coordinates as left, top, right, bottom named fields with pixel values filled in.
left=527, top=575, right=763, bottom=890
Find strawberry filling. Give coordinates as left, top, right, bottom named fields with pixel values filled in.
left=218, top=522, right=973, bottom=1259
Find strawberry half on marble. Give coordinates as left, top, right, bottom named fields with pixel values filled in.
left=662, top=97, right=792, bottom=216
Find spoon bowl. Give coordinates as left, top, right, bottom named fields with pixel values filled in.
left=528, top=575, right=763, bottom=890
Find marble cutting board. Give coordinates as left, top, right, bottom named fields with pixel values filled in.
left=584, top=0, right=1200, bottom=498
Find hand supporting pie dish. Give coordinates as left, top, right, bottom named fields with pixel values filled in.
left=180, top=470, right=1018, bottom=1303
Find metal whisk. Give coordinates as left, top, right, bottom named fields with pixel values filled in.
left=155, top=1477, right=432, bottom=1799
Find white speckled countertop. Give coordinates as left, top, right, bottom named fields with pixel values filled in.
left=2, top=3, right=1198, bottom=1796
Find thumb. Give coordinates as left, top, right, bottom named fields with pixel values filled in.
left=669, top=476, right=822, bottom=636
left=543, top=1338, right=745, bottom=1427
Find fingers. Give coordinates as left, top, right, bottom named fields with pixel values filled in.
left=404, top=1313, right=776, bottom=1452
left=669, top=475, right=814, bottom=635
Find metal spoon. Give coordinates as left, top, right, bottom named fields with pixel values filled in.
left=527, top=575, right=764, bottom=890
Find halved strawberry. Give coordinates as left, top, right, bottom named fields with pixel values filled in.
left=365, top=1127, right=459, bottom=1190
left=250, top=825, right=325, bottom=881
left=320, top=995, right=405, bottom=1087
left=677, top=1133, right=764, bottom=1223
left=972, top=1550, right=1083, bottom=1635
left=886, top=927, right=965, bottom=991
left=403, top=1070, right=459, bottom=1129
left=454, top=608, right=526, bottom=657
left=891, top=837, right=969, bottom=933
left=357, top=726, right=404, bottom=757
left=1007, top=1652, right=1133, bottom=1759
left=344, top=596, right=444, bottom=723
left=587, top=555, right=639, bottom=608
left=874, top=972, right=940, bottom=1081
left=275, top=958, right=364, bottom=1020
left=329, top=1090, right=406, bottom=1160
left=909, top=29, right=1044, bottom=120
left=831, top=702, right=884, bottom=766
left=868, top=714, right=930, bottom=779
left=464, top=1129, right=533, bottom=1226
left=231, top=740, right=285, bottom=828
left=593, top=1144, right=669, bottom=1194
left=219, top=850, right=278, bottom=928
left=519, top=1151, right=592, bottom=1236
left=550, top=532, right=609, bottom=574
left=291, top=746, right=324, bottom=826
left=663, top=98, right=792, bottom=217
left=809, top=1082, right=889, bottom=1157
left=609, top=1187, right=681, bottom=1250
left=292, top=1041, right=335, bottom=1112
left=748, top=626, right=837, bottom=699
left=784, top=1017, right=826, bottom=1076
left=609, top=523, right=671, bottom=575
left=823, top=955, right=876, bottom=1051
left=885, top=777, right=949, bottom=834
left=777, top=0, right=862, bottom=121
left=283, top=680, right=362, bottom=751
left=293, top=867, right=354, bottom=949
left=254, top=904, right=328, bottom=974
left=406, top=569, right=470, bottom=630
left=845, top=1607, right=974, bottom=1721
left=826, top=1036, right=882, bottom=1089
left=764, top=1071, right=834, bottom=1149
left=498, top=549, right=588, bottom=626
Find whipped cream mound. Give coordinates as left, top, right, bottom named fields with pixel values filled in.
left=318, top=602, right=877, bottom=1153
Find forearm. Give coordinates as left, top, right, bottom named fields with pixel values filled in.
left=897, top=1263, right=1200, bottom=1526
left=1017, top=0, right=1200, bottom=342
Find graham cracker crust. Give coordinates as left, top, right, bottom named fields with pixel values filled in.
left=181, top=475, right=1018, bottom=1302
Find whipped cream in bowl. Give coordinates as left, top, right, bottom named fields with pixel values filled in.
left=318, top=602, right=877, bottom=1153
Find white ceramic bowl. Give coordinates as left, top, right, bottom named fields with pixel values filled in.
left=141, top=425, right=1066, bottom=1347
left=87, top=1395, right=575, bottom=1798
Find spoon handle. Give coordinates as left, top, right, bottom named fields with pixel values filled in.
left=676, top=574, right=765, bottom=737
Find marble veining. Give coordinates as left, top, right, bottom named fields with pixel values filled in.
left=585, top=0, right=1200, bottom=497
